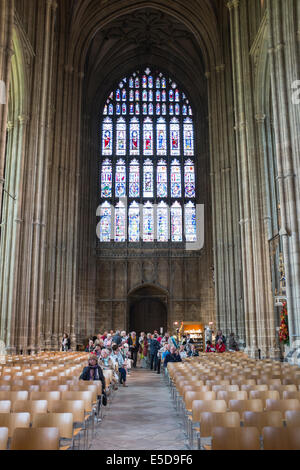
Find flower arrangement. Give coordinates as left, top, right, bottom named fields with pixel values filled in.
left=279, top=302, right=289, bottom=345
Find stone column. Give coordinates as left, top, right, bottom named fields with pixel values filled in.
left=267, top=0, right=300, bottom=346
left=227, top=0, right=278, bottom=358
left=0, top=0, right=14, bottom=234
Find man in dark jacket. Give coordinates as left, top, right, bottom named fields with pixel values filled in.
left=112, top=330, right=122, bottom=346
left=164, top=346, right=182, bottom=368
left=150, top=335, right=160, bottom=371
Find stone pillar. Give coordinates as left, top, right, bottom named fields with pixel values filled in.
left=227, top=0, right=278, bottom=358
left=0, top=0, right=14, bottom=233
left=267, top=0, right=300, bottom=347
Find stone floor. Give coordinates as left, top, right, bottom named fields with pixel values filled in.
left=89, top=368, right=188, bottom=450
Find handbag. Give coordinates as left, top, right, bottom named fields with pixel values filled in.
left=102, top=391, right=107, bottom=407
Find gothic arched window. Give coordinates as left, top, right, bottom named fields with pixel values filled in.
left=99, top=67, right=196, bottom=244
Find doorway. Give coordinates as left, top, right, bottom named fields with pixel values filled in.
left=128, top=285, right=168, bottom=335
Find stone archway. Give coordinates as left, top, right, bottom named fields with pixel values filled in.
left=128, top=285, right=168, bottom=335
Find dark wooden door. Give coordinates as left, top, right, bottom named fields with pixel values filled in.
left=129, top=298, right=167, bottom=335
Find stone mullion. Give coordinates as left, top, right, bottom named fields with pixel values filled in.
left=268, top=0, right=300, bottom=343
left=27, top=0, right=54, bottom=352
left=0, top=0, right=14, bottom=224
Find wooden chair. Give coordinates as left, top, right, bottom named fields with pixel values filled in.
left=33, top=413, right=74, bottom=450
left=30, top=391, right=61, bottom=410
left=0, top=412, right=31, bottom=438
left=217, top=391, right=248, bottom=406
left=13, top=400, right=48, bottom=422
left=11, top=427, right=60, bottom=450
left=0, top=427, right=8, bottom=450
left=269, top=384, right=297, bottom=397
left=249, top=390, right=280, bottom=408
left=197, top=412, right=240, bottom=450
left=229, top=399, right=264, bottom=418
left=243, top=411, right=283, bottom=434
left=0, top=391, right=28, bottom=404
left=212, top=385, right=239, bottom=393
left=0, top=401, right=11, bottom=413
left=262, top=426, right=300, bottom=450
left=285, top=410, right=300, bottom=428
left=265, top=399, right=300, bottom=413
left=211, top=426, right=260, bottom=450
left=49, top=400, right=87, bottom=449
left=283, top=391, right=300, bottom=401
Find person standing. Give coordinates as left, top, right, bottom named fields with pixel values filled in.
left=61, top=333, right=71, bottom=351
left=215, top=330, right=226, bottom=346
left=150, top=334, right=160, bottom=371
left=112, top=345, right=128, bottom=387
left=112, top=330, right=122, bottom=346
left=128, top=331, right=139, bottom=368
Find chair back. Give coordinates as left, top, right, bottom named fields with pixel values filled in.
left=212, top=426, right=260, bottom=450
left=11, top=427, right=60, bottom=450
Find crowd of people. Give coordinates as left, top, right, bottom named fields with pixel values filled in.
left=66, top=329, right=239, bottom=384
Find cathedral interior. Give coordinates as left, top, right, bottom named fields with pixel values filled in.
left=0, top=0, right=299, bottom=362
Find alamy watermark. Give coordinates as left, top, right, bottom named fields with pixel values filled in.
left=96, top=197, right=204, bottom=251
left=0, top=340, right=6, bottom=364
left=292, top=80, right=300, bottom=105
left=0, top=80, right=6, bottom=105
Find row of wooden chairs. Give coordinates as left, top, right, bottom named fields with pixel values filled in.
left=167, top=357, right=300, bottom=449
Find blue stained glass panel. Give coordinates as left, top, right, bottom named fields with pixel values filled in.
left=129, top=202, right=140, bottom=242
left=100, top=202, right=111, bottom=242
left=185, top=202, right=197, bottom=242
left=171, top=202, right=182, bottom=242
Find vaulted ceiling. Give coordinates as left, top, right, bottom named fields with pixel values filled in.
left=83, top=7, right=208, bottom=114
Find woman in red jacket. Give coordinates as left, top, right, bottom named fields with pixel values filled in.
left=216, top=338, right=226, bottom=353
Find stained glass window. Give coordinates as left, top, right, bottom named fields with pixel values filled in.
left=157, top=201, right=169, bottom=242
left=183, top=117, right=194, bottom=156
left=185, top=202, right=197, bottom=242
left=115, top=159, right=126, bottom=198
left=116, top=118, right=126, bottom=155
left=143, top=201, right=154, bottom=242
left=157, top=160, right=168, bottom=198
left=143, top=118, right=153, bottom=156
left=129, top=160, right=140, bottom=198
left=102, top=117, right=113, bottom=156
left=171, top=160, right=182, bottom=198
left=101, top=159, right=112, bottom=198
left=130, top=117, right=140, bottom=155
left=100, top=67, right=196, bottom=244
left=114, top=201, right=126, bottom=242
left=129, top=201, right=140, bottom=242
left=170, top=118, right=180, bottom=156
left=100, top=202, right=112, bottom=242
left=184, top=160, right=195, bottom=198
left=171, top=202, right=183, bottom=242
left=143, top=159, right=153, bottom=198
left=157, top=118, right=167, bottom=156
